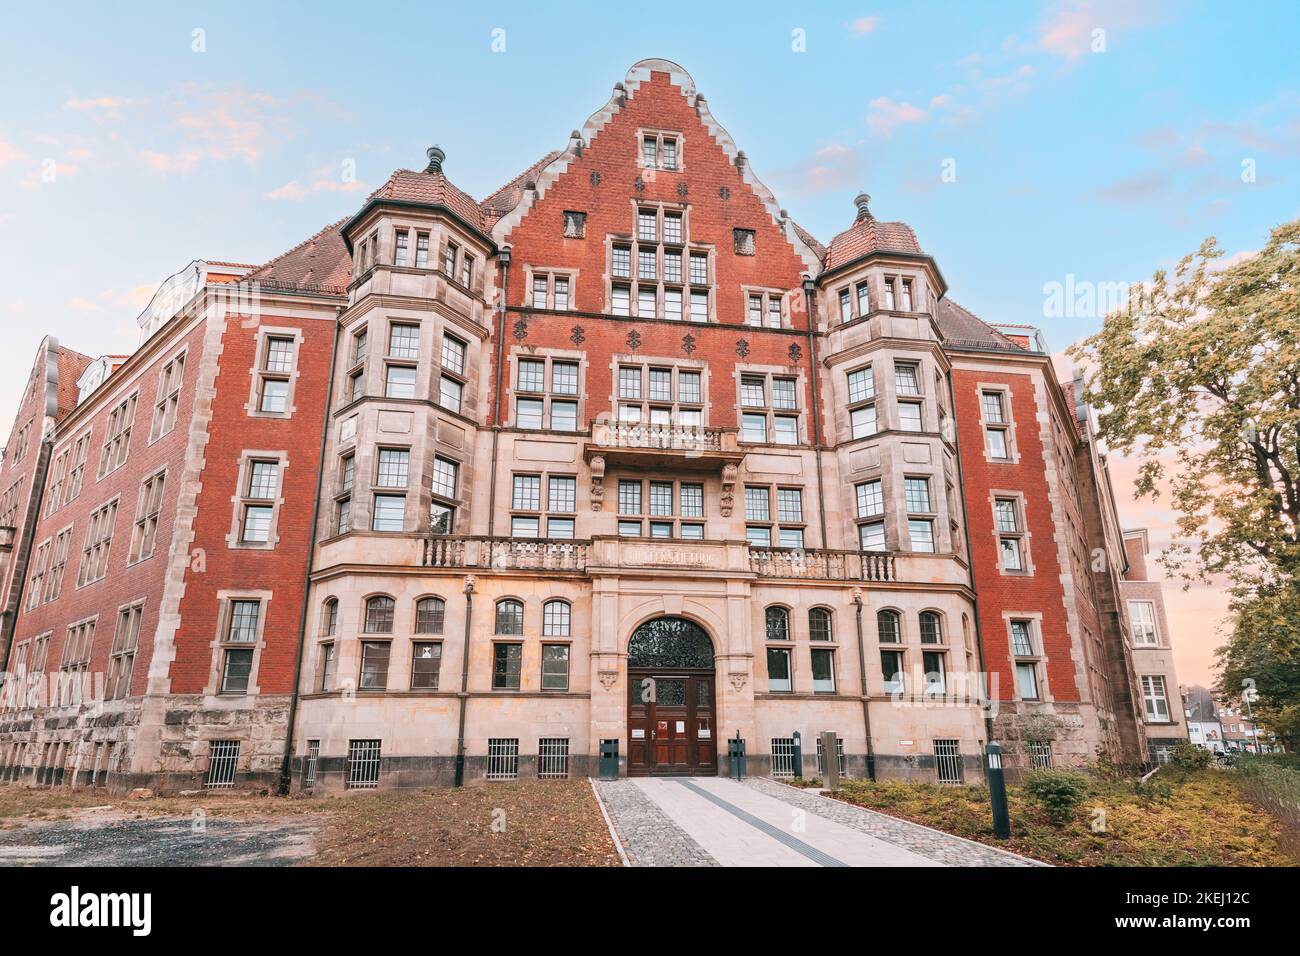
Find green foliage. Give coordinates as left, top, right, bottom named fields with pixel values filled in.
left=1216, top=586, right=1300, bottom=749
left=1022, top=769, right=1088, bottom=825
left=1069, top=218, right=1300, bottom=593
left=1169, top=742, right=1213, bottom=773
left=1231, top=756, right=1300, bottom=861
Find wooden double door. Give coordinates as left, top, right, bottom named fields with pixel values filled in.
left=627, top=669, right=717, bottom=776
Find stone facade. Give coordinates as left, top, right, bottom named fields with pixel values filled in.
left=0, top=59, right=1165, bottom=794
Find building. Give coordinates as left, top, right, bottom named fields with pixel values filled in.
left=0, top=59, right=1168, bottom=792
left=1120, top=529, right=1188, bottom=763
left=1183, top=686, right=1225, bottom=753
left=1214, top=697, right=1263, bottom=754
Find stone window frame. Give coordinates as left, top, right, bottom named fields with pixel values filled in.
left=737, top=366, right=804, bottom=446
left=127, top=466, right=168, bottom=566
left=509, top=469, right=579, bottom=540
left=614, top=476, right=707, bottom=540
left=149, top=347, right=187, bottom=443
left=990, top=489, right=1034, bottom=575
left=606, top=200, right=712, bottom=323
left=245, top=326, right=303, bottom=420
left=1128, top=599, right=1161, bottom=647
left=508, top=349, right=586, bottom=433
left=882, top=273, right=921, bottom=313
left=1003, top=611, right=1048, bottom=703
left=1140, top=674, right=1172, bottom=723
left=741, top=285, right=787, bottom=329
left=106, top=599, right=144, bottom=701
left=42, top=523, right=75, bottom=605
left=637, top=126, right=684, bottom=173
left=97, top=392, right=139, bottom=479
left=978, top=383, right=1020, bottom=465
left=204, top=590, right=273, bottom=697
left=77, top=495, right=120, bottom=588
left=522, top=265, right=579, bottom=312
left=742, top=482, right=807, bottom=550
left=610, top=356, right=708, bottom=428
left=225, top=450, right=289, bottom=551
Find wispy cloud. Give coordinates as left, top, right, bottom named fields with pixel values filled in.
left=63, top=95, right=129, bottom=120
left=866, top=97, right=930, bottom=137
left=265, top=164, right=370, bottom=201
left=1036, top=0, right=1171, bottom=67
left=769, top=142, right=865, bottom=197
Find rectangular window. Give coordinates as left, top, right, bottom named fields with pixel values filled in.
left=129, top=472, right=166, bottom=563
left=776, top=488, right=803, bottom=523
left=151, top=353, right=185, bottom=440
left=1015, top=662, right=1039, bottom=700
left=411, top=643, right=442, bottom=690
left=493, top=643, right=523, bottom=690
left=541, top=645, right=570, bottom=691
left=1142, top=675, right=1170, bottom=722
left=107, top=603, right=143, bottom=700
left=487, top=738, right=520, bottom=780
left=859, top=520, right=886, bottom=552
left=389, top=323, right=420, bottom=359
left=1010, top=620, right=1035, bottom=656
left=851, top=404, right=878, bottom=439
left=904, top=477, right=931, bottom=514
left=766, top=647, right=792, bottom=693
left=385, top=365, right=417, bottom=399
left=612, top=246, right=631, bottom=279
left=512, top=474, right=541, bottom=511
left=618, top=479, right=642, bottom=515
left=552, top=361, right=579, bottom=395
left=881, top=650, right=904, bottom=694
left=394, top=230, right=409, bottom=266
left=375, top=449, right=410, bottom=489
left=855, top=480, right=884, bottom=518
left=908, top=518, right=935, bottom=553
left=440, top=335, right=466, bottom=376
left=431, top=456, right=458, bottom=500
left=847, top=367, right=874, bottom=404
left=839, top=288, right=852, bottom=324
left=206, top=740, right=240, bottom=789
left=99, top=395, right=137, bottom=477
left=372, top=495, right=406, bottom=532
left=1129, top=601, right=1158, bottom=646
left=415, top=232, right=430, bottom=267
left=898, top=401, right=923, bottom=432
left=663, top=212, right=682, bottom=244
left=516, top=397, right=544, bottom=429
left=811, top=648, right=835, bottom=693
left=359, top=641, right=390, bottom=690
left=923, top=651, right=946, bottom=693
left=347, top=740, right=382, bottom=789
left=638, top=210, right=657, bottom=242
left=856, top=281, right=871, bottom=317
left=78, top=500, right=119, bottom=586
left=221, top=648, right=253, bottom=694
left=894, top=363, right=921, bottom=395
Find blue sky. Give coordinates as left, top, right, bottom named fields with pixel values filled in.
left=1, top=1, right=1297, bottom=681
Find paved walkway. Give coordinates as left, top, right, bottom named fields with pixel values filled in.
left=594, top=776, right=1040, bottom=868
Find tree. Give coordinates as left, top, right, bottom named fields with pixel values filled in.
left=1216, top=584, right=1300, bottom=750
left=1069, top=218, right=1300, bottom=593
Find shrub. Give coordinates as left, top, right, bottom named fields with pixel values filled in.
left=1232, top=756, right=1300, bottom=861
left=1023, top=769, right=1087, bottom=825
left=1169, top=742, right=1212, bottom=773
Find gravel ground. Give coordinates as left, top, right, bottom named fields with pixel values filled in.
left=745, top=778, right=1042, bottom=867
left=594, top=779, right=717, bottom=867
left=0, top=810, right=317, bottom=867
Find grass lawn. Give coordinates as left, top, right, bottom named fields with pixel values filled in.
left=829, top=769, right=1293, bottom=866
left=0, top=781, right=620, bottom=867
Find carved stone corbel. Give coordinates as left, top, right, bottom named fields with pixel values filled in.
left=720, top=461, right=738, bottom=517
left=590, top=454, right=606, bottom=511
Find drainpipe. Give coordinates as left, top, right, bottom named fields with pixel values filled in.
left=485, top=247, right=512, bottom=538
left=277, top=304, right=343, bottom=795
left=801, top=277, right=829, bottom=550
left=946, top=366, right=997, bottom=773
left=853, top=589, right=877, bottom=780
left=453, top=574, right=476, bottom=786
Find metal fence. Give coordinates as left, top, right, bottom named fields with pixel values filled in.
left=303, top=740, right=320, bottom=788
left=816, top=736, right=847, bottom=777
left=770, top=737, right=797, bottom=778
left=206, top=740, right=240, bottom=789
left=537, top=737, right=570, bottom=779
left=487, top=738, right=520, bottom=780
left=933, top=738, right=964, bottom=784
left=1028, top=741, right=1053, bottom=769
left=347, top=739, right=382, bottom=789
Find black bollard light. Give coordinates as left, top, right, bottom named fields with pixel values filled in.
left=985, top=742, right=1012, bottom=839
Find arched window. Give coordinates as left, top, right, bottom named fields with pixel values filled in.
left=627, top=617, right=714, bottom=669
left=920, top=611, right=942, bottom=644
left=415, top=597, right=446, bottom=635
left=765, top=606, right=790, bottom=642
left=877, top=609, right=901, bottom=644
left=495, top=599, right=524, bottom=635
left=364, top=596, right=395, bottom=634
left=322, top=598, right=338, bottom=637
left=809, top=607, right=832, bottom=642
left=543, top=599, right=571, bottom=637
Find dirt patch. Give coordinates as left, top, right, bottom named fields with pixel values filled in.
left=0, top=781, right=619, bottom=867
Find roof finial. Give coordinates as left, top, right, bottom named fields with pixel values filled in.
left=425, top=145, right=446, bottom=174
left=854, top=191, right=873, bottom=221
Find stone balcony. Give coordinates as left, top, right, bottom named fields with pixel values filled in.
left=584, top=421, right=744, bottom=474
left=421, top=535, right=899, bottom=582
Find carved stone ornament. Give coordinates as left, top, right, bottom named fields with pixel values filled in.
left=590, top=454, right=606, bottom=511
left=720, top=462, right=738, bottom=517
left=729, top=671, right=748, bottom=691
left=598, top=670, right=618, bottom=690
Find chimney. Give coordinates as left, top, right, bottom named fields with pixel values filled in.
left=425, top=145, right=446, bottom=174
left=854, top=192, right=873, bottom=222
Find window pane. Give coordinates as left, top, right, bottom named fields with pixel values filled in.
left=493, top=643, right=522, bottom=689
left=678, top=371, right=701, bottom=404
left=809, top=609, right=832, bottom=642
left=389, top=324, right=420, bottom=359
left=895, top=363, right=920, bottom=395
left=859, top=521, right=886, bottom=551
left=776, top=488, right=803, bottom=523
left=766, top=648, right=791, bottom=692
left=242, top=505, right=273, bottom=542
left=376, top=449, right=410, bottom=488
left=512, top=475, right=541, bottom=510
left=495, top=601, right=523, bottom=635
left=552, top=361, right=579, bottom=395
left=385, top=365, right=416, bottom=399
left=851, top=405, right=877, bottom=439
left=898, top=401, right=923, bottom=431
left=618, top=480, right=641, bottom=515
left=994, top=499, right=1019, bottom=532
left=772, top=378, right=796, bottom=410
left=856, top=480, right=883, bottom=518
left=248, top=461, right=280, bottom=499
left=416, top=598, right=446, bottom=634
left=773, top=416, right=798, bottom=444
left=548, top=476, right=576, bottom=512
left=541, top=644, right=570, bottom=690
left=811, top=649, right=835, bottom=692
left=227, top=601, right=261, bottom=642
left=547, top=517, right=575, bottom=539
left=619, top=366, right=642, bottom=399
left=438, top=376, right=463, bottom=413
left=511, top=516, right=540, bottom=538
left=742, top=414, right=767, bottom=443
left=431, top=457, right=458, bottom=499
left=265, top=337, right=295, bottom=372
left=360, top=642, right=390, bottom=690
left=746, top=525, right=772, bottom=547
left=516, top=398, right=544, bottom=429
left=518, top=359, right=545, bottom=392
left=411, top=642, right=442, bottom=689
left=847, top=368, right=874, bottom=404
left=260, top=379, right=289, bottom=412
left=679, top=483, right=703, bottom=518
left=904, top=478, right=931, bottom=513
left=909, top=518, right=935, bottom=553
left=372, top=495, right=405, bottom=531
left=543, top=601, right=571, bottom=637
left=986, top=428, right=1009, bottom=459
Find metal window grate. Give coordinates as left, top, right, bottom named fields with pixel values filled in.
left=207, top=740, right=240, bottom=789
left=487, top=738, right=519, bottom=780
left=1028, top=741, right=1053, bottom=770
left=933, top=738, right=964, bottom=784
left=770, top=737, right=797, bottom=778
left=347, top=739, right=381, bottom=789
left=304, top=740, right=320, bottom=788
left=538, top=738, right=570, bottom=779
left=815, top=736, right=847, bottom=777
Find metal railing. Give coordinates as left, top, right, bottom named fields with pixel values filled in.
left=206, top=740, right=240, bottom=789
left=538, top=737, right=570, bottom=779
left=770, top=737, right=797, bottom=778
left=748, top=547, right=896, bottom=582
left=487, top=738, right=520, bottom=780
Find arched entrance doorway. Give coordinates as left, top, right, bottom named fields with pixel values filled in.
left=626, top=617, right=717, bottom=776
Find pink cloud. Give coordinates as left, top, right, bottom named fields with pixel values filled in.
left=849, top=15, right=880, bottom=36
left=0, top=140, right=31, bottom=168
left=866, top=97, right=929, bottom=137
left=1037, top=0, right=1170, bottom=67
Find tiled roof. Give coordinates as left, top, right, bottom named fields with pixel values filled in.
left=371, top=168, right=487, bottom=232
left=935, top=298, right=1026, bottom=352
left=823, top=217, right=924, bottom=270
left=481, top=150, right=565, bottom=228
left=246, top=216, right=352, bottom=293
